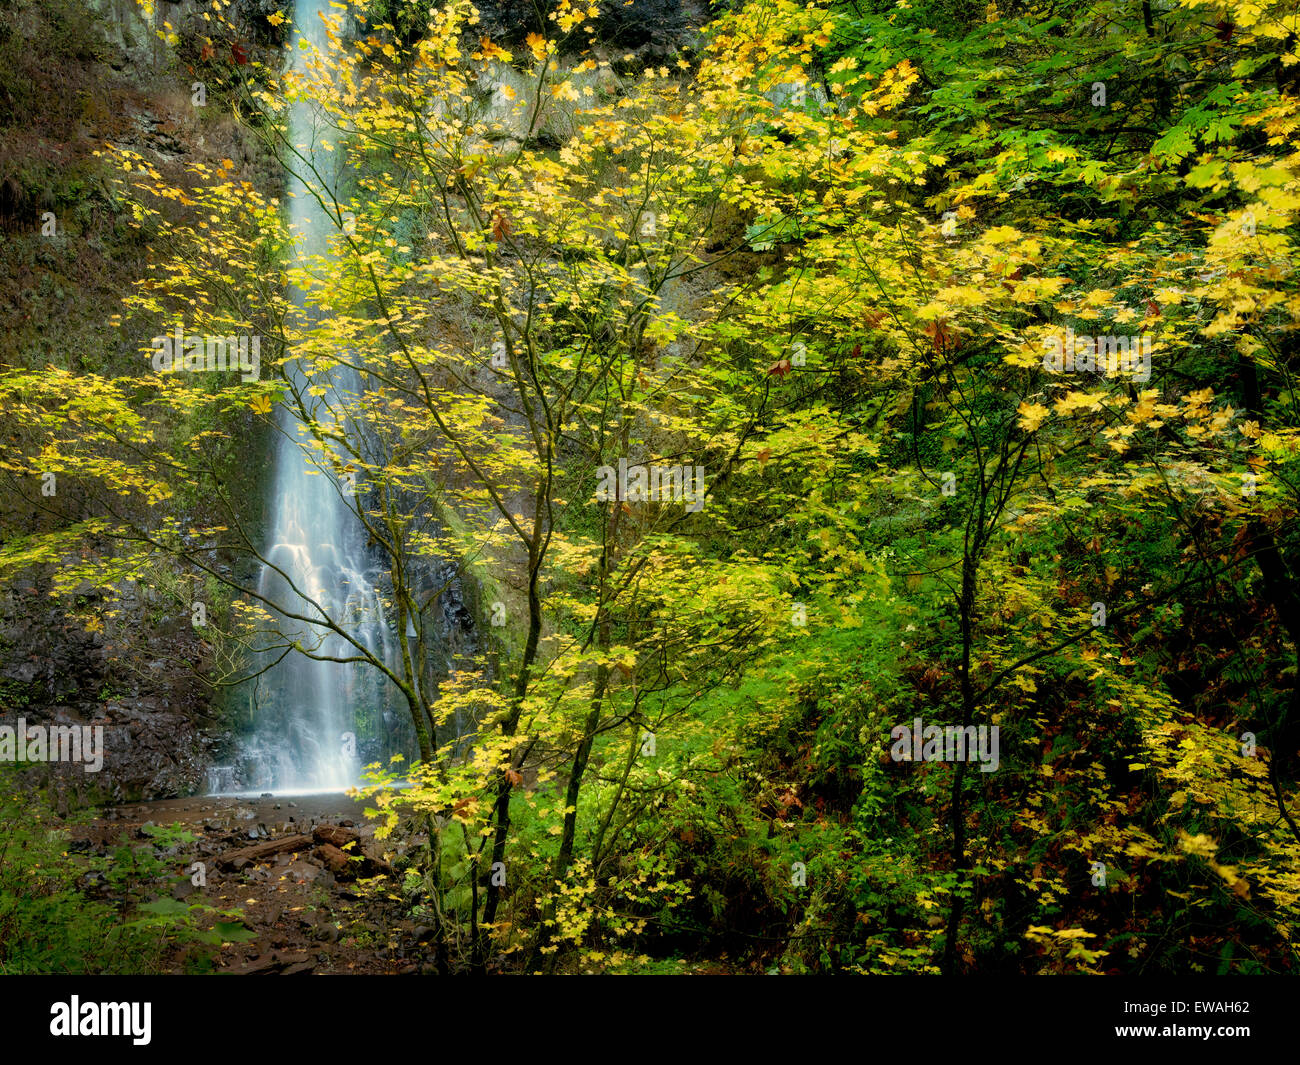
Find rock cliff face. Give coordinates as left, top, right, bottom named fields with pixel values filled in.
left=474, top=0, right=711, bottom=65
left=0, top=576, right=213, bottom=804
left=0, top=0, right=262, bottom=803
left=86, top=0, right=709, bottom=67
left=89, top=0, right=291, bottom=70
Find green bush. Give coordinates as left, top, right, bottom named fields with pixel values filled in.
left=0, top=769, right=162, bottom=973
left=0, top=770, right=254, bottom=973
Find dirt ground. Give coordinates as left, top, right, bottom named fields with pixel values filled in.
left=75, top=791, right=431, bottom=974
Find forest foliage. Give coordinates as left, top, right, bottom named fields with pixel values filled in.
left=1, top=0, right=1299, bottom=973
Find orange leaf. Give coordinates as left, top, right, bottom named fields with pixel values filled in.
left=924, top=319, right=961, bottom=351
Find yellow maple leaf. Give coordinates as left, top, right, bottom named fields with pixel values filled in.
left=1178, top=831, right=1218, bottom=859
left=479, top=36, right=513, bottom=62
left=1017, top=400, right=1050, bottom=432
left=1054, top=389, right=1107, bottom=416
left=1011, top=671, right=1037, bottom=693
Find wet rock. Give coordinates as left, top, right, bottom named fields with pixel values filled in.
left=127, top=110, right=186, bottom=159
left=79, top=871, right=108, bottom=893
left=316, top=924, right=342, bottom=943
left=284, top=860, right=324, bottom=884
left=315, top=842, right=352, bottom=877
left=225, top=950, right=314, bottom=975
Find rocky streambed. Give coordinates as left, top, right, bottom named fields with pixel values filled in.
left=73, top=792, right=438, bottom=975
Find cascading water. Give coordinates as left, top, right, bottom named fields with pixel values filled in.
left=207, top=1, right=481, bottom=795
left=210, top=0, right=392, bottom=794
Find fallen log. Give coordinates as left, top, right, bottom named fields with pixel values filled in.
left=313, top=824, right=360, bottom=849
left=216, top=833, right=314, bottom=870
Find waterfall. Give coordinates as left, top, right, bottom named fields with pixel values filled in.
left=211, top=0, right=391, bottom=794
left=206, top=0, right=481, bottom=796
